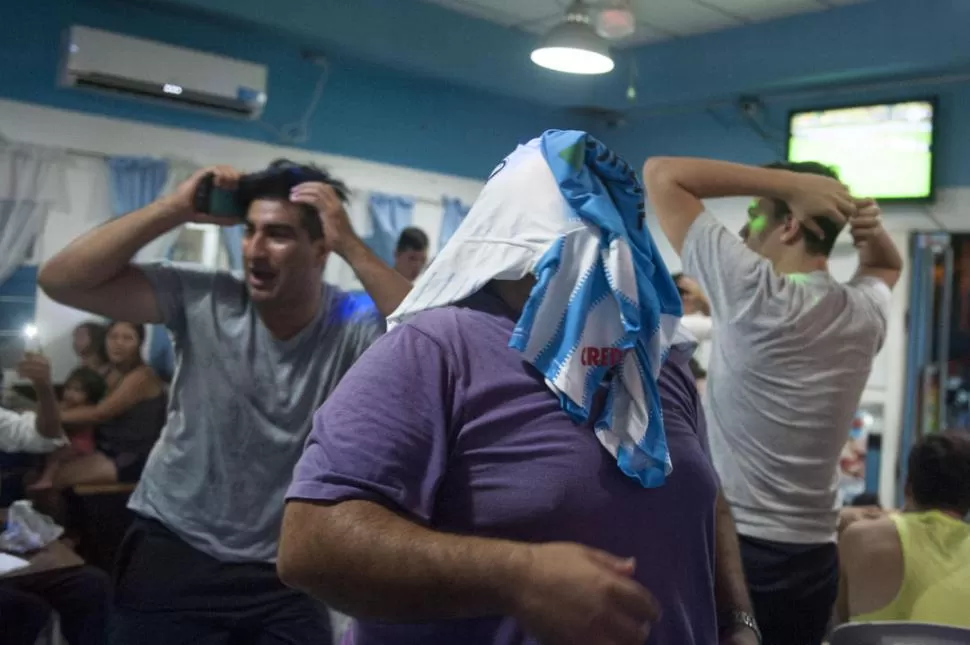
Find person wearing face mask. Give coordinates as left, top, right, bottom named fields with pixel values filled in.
left=38, top=159, right=411, bottom=644
left=673, top=273, right=713, bottom=368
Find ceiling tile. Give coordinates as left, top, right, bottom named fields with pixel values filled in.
left=631, top=0, right=744, bottom=36
left=615, top=23, right=672, bottom=47
left=701, top=0, right=826, bottom=22
left=421, top=0, right=561, bottom=27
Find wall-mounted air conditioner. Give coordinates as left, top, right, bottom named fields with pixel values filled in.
left=60, top=26, right=268, bottom=120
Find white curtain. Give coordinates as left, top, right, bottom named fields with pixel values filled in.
left=134, top=159, right=198, bottom=263
left=0, top=143, right=68, bottom=284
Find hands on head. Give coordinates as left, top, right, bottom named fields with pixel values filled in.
left=165, top=165, right=358, bottom=254
left=785, top=173, right=883, bottom=243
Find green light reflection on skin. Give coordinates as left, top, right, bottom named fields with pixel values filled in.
left=746, top=200, right=768, bottom=235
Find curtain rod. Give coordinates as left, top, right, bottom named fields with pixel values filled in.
left=1, top=139, right=454, bottom=208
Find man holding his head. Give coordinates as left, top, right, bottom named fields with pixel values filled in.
left=39, top=159, right=411, bottom=644
left=644, top=158, right=903, bottom=645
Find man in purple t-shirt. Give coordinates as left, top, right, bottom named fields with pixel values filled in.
left=278, top=280, right=758, bottom=645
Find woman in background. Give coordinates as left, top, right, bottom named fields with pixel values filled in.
left=50, top=321, right=167, bottom=488
left=72, top=321, right=118, bottom=388
left=27, top=366, right=107, bottom=491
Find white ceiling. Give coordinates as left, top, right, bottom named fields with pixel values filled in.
left=421, top=0, right=870, bottom=47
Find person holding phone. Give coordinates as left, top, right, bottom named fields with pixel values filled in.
left=38, top=159, right=413, bottom=644
left=0, top=352, right=111, bottom=645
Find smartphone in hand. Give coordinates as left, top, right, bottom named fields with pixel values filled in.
left=192, top=173, right=246, bottom=219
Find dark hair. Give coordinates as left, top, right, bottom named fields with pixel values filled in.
left=907, top=432, right=970, bottom=515
left=75, top=321, right=108, bottom=363
left=396, top=227, right=429, bottom=254
left=762, top=161, right=843, bottom=257
left=64, top=366, right=108, bottom=404
left=672, top=272, right=688, bottom=297
left=850, top=492, right=881, bottom=508
left=239, top=159, right=349, bottom=241
left=107, top=321, right=147, bottom=349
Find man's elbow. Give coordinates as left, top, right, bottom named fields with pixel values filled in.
left=276, top=504, right=337, bottom=597
left=37, top=259, right=70, bottom=299
left=642, top=157, right=678, bottom=188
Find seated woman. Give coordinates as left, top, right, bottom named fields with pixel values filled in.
left=837, top=432, right=970, bottom=627
left=48, top=321, right=167, bottom=488
left=27, top=366, right=107, bottom=491
left=72, top=321, right=118, bottom=387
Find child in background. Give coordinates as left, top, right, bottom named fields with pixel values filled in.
left=27, top=367, right=107, bottom=491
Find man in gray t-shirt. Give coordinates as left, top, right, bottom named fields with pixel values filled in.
left=39, top=160, right=412, bottom=644
left=644, top=157, right=902, bottom=645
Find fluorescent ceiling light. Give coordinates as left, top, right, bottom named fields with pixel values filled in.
left=531, top=13, right=614, bottom=75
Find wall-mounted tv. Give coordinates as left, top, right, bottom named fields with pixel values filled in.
left=787, top=99, right=936, bottom=202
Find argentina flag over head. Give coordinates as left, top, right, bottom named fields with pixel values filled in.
left=388, top=130, right=693, bottom=488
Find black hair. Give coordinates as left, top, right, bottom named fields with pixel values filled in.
left=239, top=159, right=350, bottom=241
left=907, top=432, right=970, bottom=516
left=849, top=492, right=881, bottom=508
left=762, top=161, right=844, bottom=257
left=671, top=272, right=689, bottom=296
left=64, top=366, right=108, bottom=405
left=107, top=321, right=147, bottom=349
left=396, top=227, right=429, bottom=254
left=75, top=321, right=108, bottom=363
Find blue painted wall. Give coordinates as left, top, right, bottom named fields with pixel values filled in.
left=2, top=0, right=969, bottom=187
left=0, top=0, right=584, bottom=180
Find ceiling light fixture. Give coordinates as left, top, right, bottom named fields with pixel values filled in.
left=531, top=2, right=615, bottom=75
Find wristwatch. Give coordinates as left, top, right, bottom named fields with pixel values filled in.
left=720, top=610, right=762, bottom=644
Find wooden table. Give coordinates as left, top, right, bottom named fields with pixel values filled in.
left=0, top=508, right=85, bottom=580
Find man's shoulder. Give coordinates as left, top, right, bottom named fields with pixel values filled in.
left=329, top=287, right=384, bottom=328
left=841, top=517, right=900, bottom=565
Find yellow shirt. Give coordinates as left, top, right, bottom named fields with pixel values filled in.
left=854, top=511, right=970, bottom=626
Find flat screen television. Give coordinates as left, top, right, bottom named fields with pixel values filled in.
left=787, top=98, right=936, bottom=202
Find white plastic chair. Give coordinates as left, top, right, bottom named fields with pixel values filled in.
left=831, top=622, right=970, bottom=645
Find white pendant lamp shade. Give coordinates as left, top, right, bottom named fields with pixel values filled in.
left=531, top=17, right=615, bottom=75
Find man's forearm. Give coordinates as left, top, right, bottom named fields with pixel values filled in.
left=39, top=198, right=184, bottom=293
left=714, top=493, right=753, bottom=617
left=857, top=228, right=903, bottom=272
left=32, top=383, right=62, bottom=439
left=278, top=499, right=528, bottom=621
left=338, top=240, right=413, bottom=317
left=645, top=158, right=799, bottom=203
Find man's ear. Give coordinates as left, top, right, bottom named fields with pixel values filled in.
left=779, top=215, right=802, bottom=245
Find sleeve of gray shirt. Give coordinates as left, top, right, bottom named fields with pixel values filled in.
left=680, top=211, right=784, bottom=324
left=138, top=261, right=225, bottom=336
left=844, top=274, right=893, bottom=349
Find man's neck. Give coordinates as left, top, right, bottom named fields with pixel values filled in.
left=772, top=253, right=828, bottom=277
left=256, top=289, right=324, bottom=341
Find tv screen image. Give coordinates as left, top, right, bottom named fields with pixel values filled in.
left=787, top=100, right=935, bottom=201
